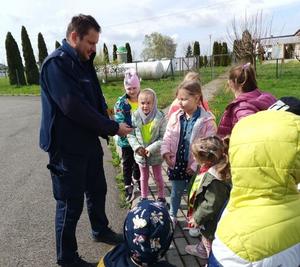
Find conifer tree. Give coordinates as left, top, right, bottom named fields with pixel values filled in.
left=185, top=44, right=192, bottom=57
left=55, top=41, right=61, bottom=49
left=113, top=44, right=117, bottom=61
left=21, top=26, right=39, bottom=84
left=38, top=32, right=48, bottom=66
left=5, top=32, right=26, bottom=85
left=103, top=43, right=109, bottom=64
left=212, top=41, right=220, bottom=66
left=204, top=55, right=208, bottom=67
left=199, top=56, right=204, bottom=67
left=125, top=42, right=133, bottom=63
left=193, top=41, right=200, bottom=56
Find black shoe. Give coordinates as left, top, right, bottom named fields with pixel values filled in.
left=125, top=185, right=134, bottom=202
left=92, top=228, right=124, bottom=245
left=60, top=256, right=96, bottom=267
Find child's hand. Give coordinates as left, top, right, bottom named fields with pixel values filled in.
left=163, top=153, right=174, bottom=168
left=136, top=147, right=146, bottom=157
left=186, top=167, right=195, bottom=176
left=189, top=217, right=199, bottom=228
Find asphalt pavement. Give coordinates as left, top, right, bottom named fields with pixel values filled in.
left=0, top=96, right=127, bottom=266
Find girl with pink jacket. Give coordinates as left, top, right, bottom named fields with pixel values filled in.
left=217, top=62, right=276, bottom=137
left=161, top=80, right=217, bottom=227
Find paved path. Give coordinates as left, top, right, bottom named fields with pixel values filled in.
left=131, top=73, right=228, bottom=267
left=0, top=96, right=127, bottom=266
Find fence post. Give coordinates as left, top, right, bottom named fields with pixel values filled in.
left=276, top=59, right=279, bottom=79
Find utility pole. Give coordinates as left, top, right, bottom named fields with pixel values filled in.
left=209, top=34, right=213, bottom=79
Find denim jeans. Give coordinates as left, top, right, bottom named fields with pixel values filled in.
left=170, top=180, right=188, bottom=217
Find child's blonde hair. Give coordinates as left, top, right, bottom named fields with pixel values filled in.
left=229, top=62, right=257, bottom=93
left=176, top=80, right=202, bottom=97
left=183, top=71, right=200, bottom=83
left=192, top=135, right=230, bottom=180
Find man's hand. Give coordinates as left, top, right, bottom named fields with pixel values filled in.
left=117, top=123, right=133, bottom=137
left=163, top=152, right=174, bottom=168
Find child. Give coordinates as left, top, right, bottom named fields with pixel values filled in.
left=127, top=89, right=167, bottom=202
left=217, top=62, right=276, bottom=137
left=114, top=68, right=141, bottom=202
left=185, top=136, right=231, bottom=262
left=167, top=71, right=210, bottom=118
left=210, top=111, right=300, bottom=267
left=161, top=80, right=217, bottom=227
left=97, top=199, right=175, bottom=267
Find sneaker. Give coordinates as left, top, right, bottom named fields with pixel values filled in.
left=185, top=242, right=208, bottom=259
left=189, top=227, right=201, bottom=237
left=125, top=185, right=134, bottom=202
left=157, top=198, right=170, bottom=209
left=92, top=228, right=124, bottom=245
left=139, top=197, right=148, bottom=202
left=61, top=256, right=96, bottom=267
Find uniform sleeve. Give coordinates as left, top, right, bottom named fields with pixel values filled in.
left=42, top=58, right=119, bottom=136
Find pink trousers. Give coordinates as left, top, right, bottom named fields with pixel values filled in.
left=139, top=164, right=165, bottom=199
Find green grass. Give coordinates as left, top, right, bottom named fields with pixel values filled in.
left=209, top=61, right=300, bottom=124
left=0, top=77, right=40, bottom=95
left=108, top=139, right=131, bottom=208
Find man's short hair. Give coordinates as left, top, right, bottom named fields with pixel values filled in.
left=66, top=14, right=101, bottom=39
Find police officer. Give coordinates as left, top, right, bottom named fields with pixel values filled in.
left=39, top=14, right=132, bottom=267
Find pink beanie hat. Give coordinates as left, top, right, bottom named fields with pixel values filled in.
left=124, top=68, right=140, bottom=89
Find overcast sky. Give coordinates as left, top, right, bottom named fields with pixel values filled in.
left=0, top=0, right=299, bottom=64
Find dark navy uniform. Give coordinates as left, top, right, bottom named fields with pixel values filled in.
left=39, top=39, right=119, bottom=265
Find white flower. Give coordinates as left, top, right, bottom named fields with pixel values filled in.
left=133, top=215, right=147, bottom=229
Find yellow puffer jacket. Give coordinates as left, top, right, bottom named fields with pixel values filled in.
left=211, top=111, right=300, bottom=266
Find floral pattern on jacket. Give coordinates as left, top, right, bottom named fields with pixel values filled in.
left=114, top=94, right=133, bottom=147
left=161, top=108, right=217, bottom=172
left=128, top=110, right=167, bottom=166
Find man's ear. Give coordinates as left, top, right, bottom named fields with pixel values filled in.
left=69, top=31, right=78, bottom=46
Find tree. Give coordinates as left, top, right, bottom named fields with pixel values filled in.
left=185, top=44, right=192, bottom=57
left=5, top=32, right=26, bottom=85
left=212, top=41, right=220, bottom=66
left=193, top=41, right=200, bottom=56
left=220, top=42, right=229, bottom=66
left=38, top=32, right=48, bottom=66
left=21, top=26, right=39, bottom=84
left=204, top=55, right=208, bottom=67
left=141, top=32, right=177, bottom=60
left=55, top=41, right=61, bottom=49
left=112, top=44, right=117, bottom=61
left=125, top=42, right=133, bottom=63
left=103, top=43, right=109, bottom=64
left=228, top=11, right=271, bottom=67
left=199, top=56, right=204, bottom=67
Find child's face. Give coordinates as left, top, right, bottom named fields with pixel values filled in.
left=177, top=89, right=200, bottom=114
left=138, top=93, right=154, bottom=115
left=125, top=86, right=139, bottom=100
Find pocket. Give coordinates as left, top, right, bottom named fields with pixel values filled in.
left=49, top=152, right=87, bottom=199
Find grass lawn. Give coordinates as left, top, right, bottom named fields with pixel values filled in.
left=0, top=77, right=40, bottom=95
left=0, top=66, right=228, bottom=108
left=209, top=61, right=300, bottom=123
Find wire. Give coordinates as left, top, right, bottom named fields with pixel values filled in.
left=105, top=0, right=237, bottom=28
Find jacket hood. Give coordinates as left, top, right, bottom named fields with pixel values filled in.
left=228, top=110, right=300, bottom=209
left=235, top=89, right=276, bottom=111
